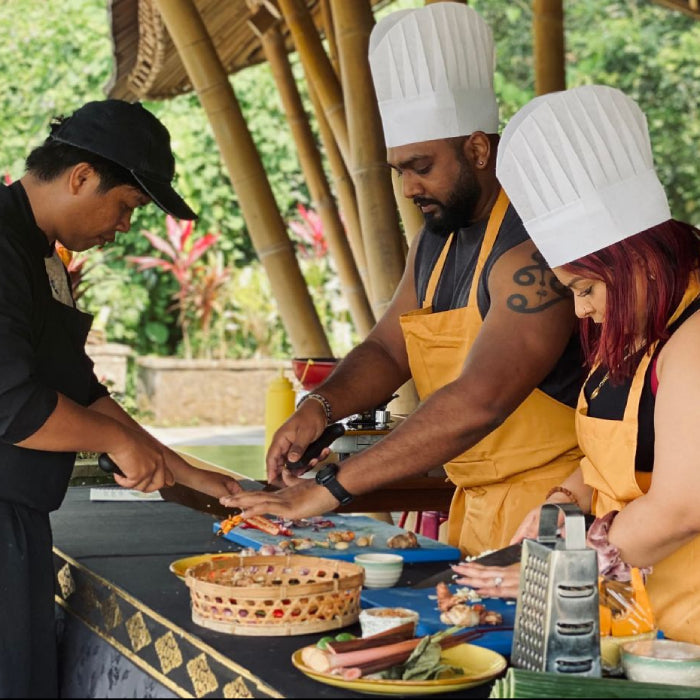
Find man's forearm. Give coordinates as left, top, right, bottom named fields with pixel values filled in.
left=15, top=392, right=129, bottom=454
left=332, top=378, right=500, bottom=495
left=313, top=339, right=410, bottom=421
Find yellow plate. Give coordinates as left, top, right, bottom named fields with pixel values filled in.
left=291, top=643, right=507, bottom=695
left=169, top=553, right=241, bottom=581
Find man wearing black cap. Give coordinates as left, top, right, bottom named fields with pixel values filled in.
left=0, top=99, right=240, bottom=698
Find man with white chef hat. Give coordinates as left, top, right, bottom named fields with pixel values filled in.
left=226, top=2, right=585, bottom=557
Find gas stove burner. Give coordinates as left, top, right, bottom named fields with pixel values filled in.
left=331, top=396, right=398, bottom=460
left=345, top=395, right=397, bottom=432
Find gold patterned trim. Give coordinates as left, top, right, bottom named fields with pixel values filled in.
left=53, top=547, right=282, bottom=698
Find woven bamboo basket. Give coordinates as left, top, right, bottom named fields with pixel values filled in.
left=185, top=554, right=365, bottom=636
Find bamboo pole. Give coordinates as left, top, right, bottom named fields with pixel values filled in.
left=392, top=169, right=423, bottom=248
left=533, top=0, right=566, bottom=95
left=306, top=80, right=369, bottom=290
left=251, top=12, right=376, bottom=337
left=277, top=0, right=350, bottom=168
left=319, top=0, right=339, bottom=76
left=153, top=0, right=331, bottom=357
left=330, top=0, right=406, bottom=317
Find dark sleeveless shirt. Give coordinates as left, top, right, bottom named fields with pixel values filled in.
left=414, top=203, right=584, bottom=408
left=584, top=294, right=700, bottom=472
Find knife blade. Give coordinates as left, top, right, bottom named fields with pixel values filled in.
left=284, top=422, right=346, bottom=471
left=96, top=453, right=274, bottom=518
left=412, top=542, right=523, bottom=589
left=97, top=424, right=342, bottom=517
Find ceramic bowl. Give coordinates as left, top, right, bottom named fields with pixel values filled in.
left=291, top=358, right=338, bottom=390
left=359, top=606, right=419, bottom=638
left=353, top=552, right=404, bottom=589
left=621, top=639, right=700, bottom=686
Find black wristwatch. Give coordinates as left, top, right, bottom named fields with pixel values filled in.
left=315, top=463, right=353, bottom=505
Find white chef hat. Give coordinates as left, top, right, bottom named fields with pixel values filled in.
left=496, top=85, right=671, bottom=267
left=369, top=2, right=498, bottom=148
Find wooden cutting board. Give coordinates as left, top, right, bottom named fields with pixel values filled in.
left=213, top=514, right=462, bottom=563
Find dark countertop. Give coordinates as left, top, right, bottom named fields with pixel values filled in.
left=51, top=486, right=499, bottom=699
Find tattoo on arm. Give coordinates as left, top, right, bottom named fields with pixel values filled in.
left=507, top=252, right=571, bottom=314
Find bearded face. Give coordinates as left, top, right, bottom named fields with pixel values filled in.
left=415, top=156, right=481, bottom=236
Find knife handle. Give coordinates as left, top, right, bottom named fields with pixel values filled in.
left=98, top=453, right=125, bottom=477
left=285, top=422, right=346, bottom=472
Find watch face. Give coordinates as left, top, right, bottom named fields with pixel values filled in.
left=316, top=464, right=338, bottom=483
left=314, top=463, right=352, bottom=505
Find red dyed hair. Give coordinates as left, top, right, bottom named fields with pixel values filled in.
left=561, top=220, right=700, bottom=382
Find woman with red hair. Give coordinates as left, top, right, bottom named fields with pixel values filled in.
left=455, top=84, right=700, bottom=644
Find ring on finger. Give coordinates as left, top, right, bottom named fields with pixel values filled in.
left=494, top=575, right=504, bottom=587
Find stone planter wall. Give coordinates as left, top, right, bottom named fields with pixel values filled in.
left=85, top=342, right=132, bottom=394
left=135, top=356, right=290, bottom=426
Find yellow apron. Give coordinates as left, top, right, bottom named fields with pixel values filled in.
left=577, top=275, right=700, bottom=643
left=400, top=190, right=581, bottom=555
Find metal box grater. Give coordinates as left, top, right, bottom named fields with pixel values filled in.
left=511, top=503, right=601, bottom=677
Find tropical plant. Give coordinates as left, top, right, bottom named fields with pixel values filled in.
left=288, top=203, right=328, bottom=259
left=286, top=203, right=357, bottom=357
left=127, top=216, right=229, bottom=359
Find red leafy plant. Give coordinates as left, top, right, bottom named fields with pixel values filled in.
left=127, top=215, right=230, bottom=358
left=288, top=203, right=328, bottom=259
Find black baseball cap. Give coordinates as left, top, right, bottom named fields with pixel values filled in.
left=49, top=99, right=197, bottom=220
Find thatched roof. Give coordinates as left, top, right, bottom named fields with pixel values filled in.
left=106, top=0, right=390, bottom=101
left=653, top=0, right=700, bottom=21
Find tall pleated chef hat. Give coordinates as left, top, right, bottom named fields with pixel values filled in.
left=369, top=2, right=498, bottom=148
left=496, top=84, right=671, bottom=267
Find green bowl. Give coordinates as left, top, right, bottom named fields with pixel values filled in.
left=621, top=639, right=700, bottom=687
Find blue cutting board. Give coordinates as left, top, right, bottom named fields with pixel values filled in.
left=361, top=586, right=516, bottom=657
left=213, top=514, right=461, bottom=563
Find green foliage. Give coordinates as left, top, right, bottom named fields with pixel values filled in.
left=473, top=0, right=700, bottom=224
left=2, top=0, right=700, bottom=369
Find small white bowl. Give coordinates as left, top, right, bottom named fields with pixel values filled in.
left=359, top=607, right=419, bottom=638
left=621, top=639, right=700, bottom=687
left=353, top=552, right=404, bottom=589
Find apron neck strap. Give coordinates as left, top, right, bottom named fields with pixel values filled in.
left=423, top=188, right=510, bottom=309
left=467, top=188, right=510, bottom=307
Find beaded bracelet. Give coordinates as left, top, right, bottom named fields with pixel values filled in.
left=545, top=485, right=582, bottom=511
left=298, top=392, right=333, bottom=425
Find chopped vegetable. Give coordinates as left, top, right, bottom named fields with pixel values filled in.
left=334, top=632, right=356, bottom=642
left=316, top=635, right=335, bottom=650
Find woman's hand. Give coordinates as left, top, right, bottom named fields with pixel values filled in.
left=451, top=562, right=521, bottom=600
left=508, top=505, right=544, bottom=544
left=162, top=449, right=241, bottom=500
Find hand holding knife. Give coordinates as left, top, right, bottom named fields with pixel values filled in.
left=97, top=422, right=346, bottom=517
left=284, top=422, right=345, bottom=472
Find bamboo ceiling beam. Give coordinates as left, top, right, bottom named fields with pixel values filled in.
left=276, top=0, right=350, bottom=168
left=153, top=0, right=331, bottom=357
left=250, top=11, right=376, bottom=338
left=330, top=0, right=406, bottom=316
left=533, top=0, right=566, bottom=95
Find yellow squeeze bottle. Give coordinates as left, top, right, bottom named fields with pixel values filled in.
left=264, top=370, right=296, bottom=456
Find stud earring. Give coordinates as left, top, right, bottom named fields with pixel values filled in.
left=478, top=160, right=484, bottom=166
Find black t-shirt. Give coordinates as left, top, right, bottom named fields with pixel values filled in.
left=0, top=181, right=108, bottom=511
left=414, top=203, right=584, bottom=408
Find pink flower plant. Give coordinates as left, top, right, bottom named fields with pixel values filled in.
left=128, top=215, right=229, bottom=358
left=288, top=203, right=328, bottom=259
